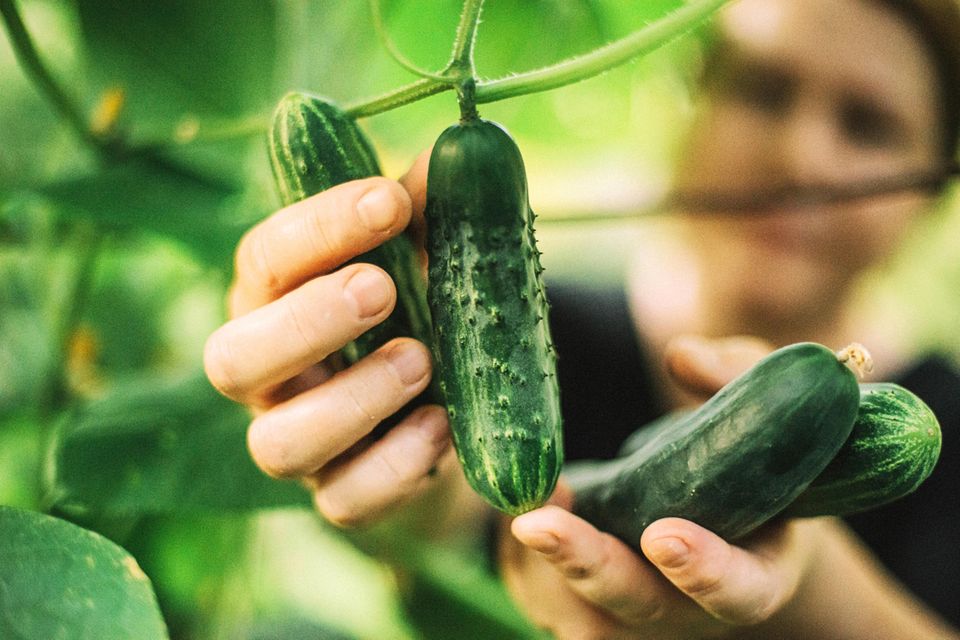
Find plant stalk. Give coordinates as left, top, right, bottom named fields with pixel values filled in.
left=448, top=0, right=485, bottom=76
left=344, top=77, right=450, bottom=119
left=474, top=0, right=730, bottom=104
left=347, top=0, right=729, bottom=118
left=0, top=0, right=108, bottom=151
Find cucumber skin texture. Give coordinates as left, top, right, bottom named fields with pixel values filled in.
left=424, top=118, right=562, bottom=516
left=784, top=382, right=942, bottom=518
left=567, top=343, right=860, bottom=542
left=267, top=91, right=433, bottom=366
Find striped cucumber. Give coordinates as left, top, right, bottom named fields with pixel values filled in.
left=268, top=91, right=433, bottom=369
left=784, top=382, right=942, bottom=517
left=424, top=116, right=562, bottom=515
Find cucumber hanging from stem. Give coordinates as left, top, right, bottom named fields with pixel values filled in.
left=424, top=104, right=562, bottom=515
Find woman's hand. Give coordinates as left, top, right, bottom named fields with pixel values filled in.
left=203, top=154, right=463, bottom=528
left=500, top=482, right=815, bottom=640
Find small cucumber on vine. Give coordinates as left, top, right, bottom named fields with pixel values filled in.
left=566, top=342, right=862, bottom=541
left=424, top=106, right=562, bottom=516
left=784, top=382, right=942, bottom=518
left=268, top=91, right=433, bottom=371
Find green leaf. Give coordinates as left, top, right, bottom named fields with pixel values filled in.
left=0, top=414, right=43, bottom=510
left=74, top=0, right=279, bottom=135
left=37, top=157, right=253, bottom=270
left=46, top=374, right=311, bottom=516
left=351, top=530, right=544, bottom=640
left=0, top=506, right=168, bottom=639
left=398, top=550, right=545, bottom=640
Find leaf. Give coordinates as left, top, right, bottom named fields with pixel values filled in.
left=350, top=530, right=544, bottom=640
left=37, top=156, right=254, bottom=270
left=0, top=506, right=168, bottom=640
left=74, top=0, right=280, bottom=134
left=46, top=374, right=311, bottom=516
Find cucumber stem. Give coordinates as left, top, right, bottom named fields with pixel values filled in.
left=836, top=343, right=874, bottom=378
left=457, top=78, right=479, bottom=123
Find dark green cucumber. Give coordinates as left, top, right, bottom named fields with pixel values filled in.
left=784, top=382, right=942, bottom=518
left=424, top=117, right=562, bottom=516
left=617, top=410, right=691, bottom=458
left=268, top=91, right=433, bottom=367
left=566, top=342, right=860, bottom=542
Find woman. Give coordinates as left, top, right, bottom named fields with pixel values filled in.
left=203, top=0, right=960, bottom=636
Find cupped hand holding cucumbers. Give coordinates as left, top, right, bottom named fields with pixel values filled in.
left=500, top=337, right=947, bottom=640
left=203, top=145, right=466, bottom=528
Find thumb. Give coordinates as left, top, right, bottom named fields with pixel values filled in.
left=664, top=335, right=774, bottom=398
left=640, top=518, right=801, bottom=626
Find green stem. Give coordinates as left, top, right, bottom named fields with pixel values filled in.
left=344, top=77, right=450, bottom=119
left=447, top=0, right=485, bottom=76
left=0, top=0, right=108, bottom=151
left=369, top=0, right=448, bottom=81
left=474, top=0, right=729, bottom=104
left=346, top=0, right=728, bottom=119
left=40, top=222, right=105, bottom=417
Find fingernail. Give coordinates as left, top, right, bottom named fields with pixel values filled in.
left=646, top=536, right=689, bottom=568
left=344, top=268, right=392, bottom=319
left=356, top=186, right=398, bottom=232
left=387, top=342, right=430, bottom=386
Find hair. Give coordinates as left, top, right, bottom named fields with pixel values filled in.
left=874, top=0, right=960, bottom=164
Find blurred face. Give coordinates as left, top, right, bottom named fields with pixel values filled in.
left=674, top=0, right=945, bottom=326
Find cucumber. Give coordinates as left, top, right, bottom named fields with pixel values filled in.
left=566, top=342, right=861, bottom=542
left=784, top=382, right=942, bottom=517
left=617, top=410, right=691, bottom=458
left=268, top=91, right=433, bottom=369
left=424, top=116, right=562, bottom=516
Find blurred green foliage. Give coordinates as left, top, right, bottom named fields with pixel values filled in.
left=0, top=1, right=697, bottom=637
left=2, top=0, right=958, bottom=638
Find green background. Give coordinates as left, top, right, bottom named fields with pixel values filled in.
left=1, top=1, right=957, bottom=638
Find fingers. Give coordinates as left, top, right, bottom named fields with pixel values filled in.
left=307, top=404, right=452, bottom=527
left=231, top=176, right=413, bottom=316
left=246, top=337, right=433, bottom=478
left=398, top=148, right=431, bottom=272
left=641, top=517, right=802, bottom=625
left=664, top=334, right=775, bottom=398
left=512, top=506, right=685, bottom=626
left=205, top=263, right=395, bottom=404
left=398, top=147, right=430, bottom=223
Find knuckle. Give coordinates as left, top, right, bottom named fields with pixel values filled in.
left=301, top=198, right=336, bottom=257
left=313, top=489, right=364, bottom=529
left=236, top=228, right=281, bottom=296
left=372, top=445, right=430, bottom=495
left=633, top=596, right=668, bottom=624
left=681, top=568, right=726, bottom=599
left=247, top=417, right=301, bottom=479
left=728, top=589, right=779, bottom=626
left=559, top=558, right=595, bottom=581
left=282, top=290, right=325, bottom=356
left=364, top=176, right=413, bottom=228
left=344, top=379, right=382, bottom=427
left=203, top=331, right=244, bottom=400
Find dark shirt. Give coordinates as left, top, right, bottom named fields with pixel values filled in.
left=548, top=281, right=960, bottom=627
